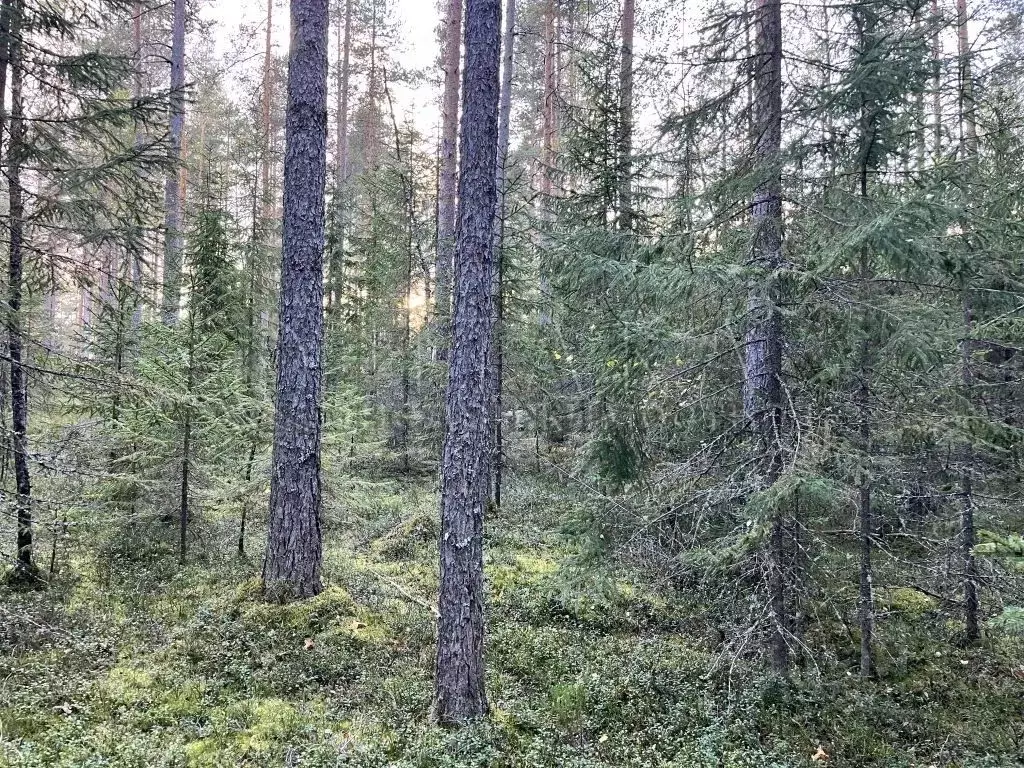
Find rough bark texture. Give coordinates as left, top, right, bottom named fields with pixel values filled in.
left=617, top=0, right=634, bottom=231
left=263, top=0, right=329, bottom=603
left=161, top=0, right=186, bottom=326
left=490, top=0, right=516, bottom=508
left=435, top=0, right=463, bottom=358
left=744, top=0, right=787, bottom=677
left=434, top=0, right=502, bottom=726
left=7, top=2, right=31, bottom=575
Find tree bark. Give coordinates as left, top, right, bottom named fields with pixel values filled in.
left=161, top=0, right=186, bottom=326
left=131, top=1, right=145, bottom=329
left=329, top=0, right=352, bottom=310
left=931, top=0, right=941, bottom=162
left=434, top=0, right=502, bottom=726
left=263, top=0, right=329, bottom=603
left=541, top=0, right=557, bottom=199
left=7, top=0, right=32, bottom=576
left=0, top=0, right=13, bottom=146
left=179, top=339, right=193, bottom=566
left=957, top=0, right=980, bottom=643
left=263, top=0, right=275, bottom=220
left=744, top=0, right=787, bottom=677
left=435, top=0, right=463, bottom=359
left=617, top=0, right=634, bottom=231
left=855, top=5, right=881, bottom=678
left=856, top=351, right=875, bottom=678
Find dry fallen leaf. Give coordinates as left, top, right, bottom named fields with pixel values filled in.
left=811, top=745, right=829, bottom=762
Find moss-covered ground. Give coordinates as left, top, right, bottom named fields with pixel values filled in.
left=0, top=473, right=1021, bottom=767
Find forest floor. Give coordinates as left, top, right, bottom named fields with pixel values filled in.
left=0, top=468, right=1021, bottom=767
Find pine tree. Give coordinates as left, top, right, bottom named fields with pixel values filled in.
left=435, top=0, right=502, bottom=726
left=263, top=0, right=329, bottom=602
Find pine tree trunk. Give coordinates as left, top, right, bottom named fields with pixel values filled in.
left=131, top=1, right=145, bottom=329
left=434, top=0, right=502, bottom=726
left=262, top=0, right=275, bottom=220
left=541, top=0, right=557, bottom=199
left=857, top=357, right=875, bottom=679
left=263, top=0, right=329, bottom=603
left=855, top=5, right=879, bottom=680
left=490, top=0, right=516, bottom=508
left=161, top=0, right=186, bottom=326
left=329, top=0, right=352, bottom=310
left=617, top=0, right=634, bottom=231
left=957, top=0, right=980, bottom=643
left=0, top=0, right=14, bottom=143
left=7, top=1, right=32, bottom=576
left=435, top=0, right=463, bottom=360
left=931, top=0, right=942, bottom=161
left=744, top=0, right=787, bottom=676
left=537, top=0, right=558, bottom=326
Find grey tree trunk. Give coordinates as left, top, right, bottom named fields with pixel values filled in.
left=957, top=0, right=980, bottom=643
left=490, top=0, right=516, bottom=508
left=262, top=0, right=274, bottom=219
left=856, top=345, right=875, bottom=679
left=0, top=0, right=12, bottom=144
left=617, top=0, right=634, bottom=231
left=541, top=0, right=557, bottom=199
left=263, top=0, right=329, bottom=603
left=161, top=0, right=186, bottom=325
left=7, top=1, right=32, bottom=576
left=434, top=0, right=502, bottom=726
left=743, top=0, right=787, bottom=677
left=131, top=1, right=145, bottom=330
left=855, top=7, right=880, bottom=679
left=329, top=0, right=352, bottom=310
left=932, top=0, right=941, bottom=161
left=435, top=0, right=463, bottom=358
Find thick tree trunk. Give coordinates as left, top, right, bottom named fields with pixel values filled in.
left=744, top=0, right=787, bottom=677
left=263, top=0, right=329, bottom=603
left=7, top=3, right=32, bottom=576
left=161, top=0, right=186, bottom=326
left=435, top=0, right=463, bottom=359
left=434, top=0, right=502, bottom=726
left=617, top=0, right=634, bottom=231
left=490, top=0, right=516, bottom=508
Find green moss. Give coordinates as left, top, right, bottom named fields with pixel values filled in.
left=878, top=587, right=939, bottom=618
